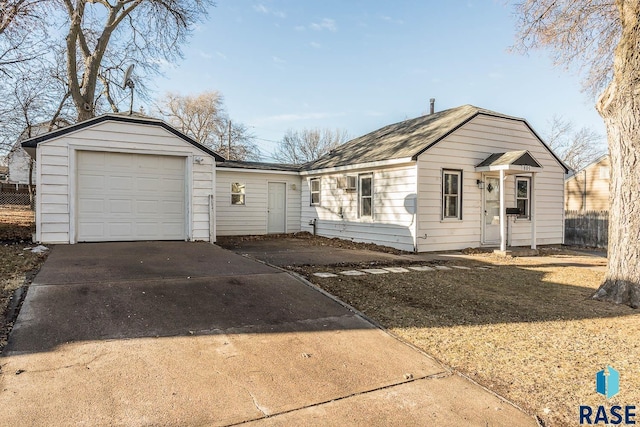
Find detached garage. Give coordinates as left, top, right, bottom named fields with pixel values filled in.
left=21, top=114, right=222, bottom=244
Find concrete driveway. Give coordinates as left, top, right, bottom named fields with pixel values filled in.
left=0, top=242, right=535, bottom=426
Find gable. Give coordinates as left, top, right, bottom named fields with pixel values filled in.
left=417, top=114, right=568, bottom=173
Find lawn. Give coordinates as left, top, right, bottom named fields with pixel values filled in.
left=0, top=206, right=47, bottom=353
left=292, top=252, right=638, bottom=427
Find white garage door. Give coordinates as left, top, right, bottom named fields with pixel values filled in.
left=77, top=151, right=186, bottom=242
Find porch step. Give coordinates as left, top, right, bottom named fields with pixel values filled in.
left=493, top=248, right=539, bottom=257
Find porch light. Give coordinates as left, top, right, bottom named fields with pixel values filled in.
left=476, top=179, right=485, bottom=189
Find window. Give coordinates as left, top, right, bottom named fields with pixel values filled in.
left=442, top=170, right=462, bottom=219
left=310, top=178, right=321, bottom=205
left=516, top=177, right=530, bottom=218
left=231, top=182, right=245, bottom=205
left=599, top=166, right=610, bottom=180
left=359, top=174, right=373, bottom=218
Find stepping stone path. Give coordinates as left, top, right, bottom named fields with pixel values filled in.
left=312, top=264, right=496, bottom=278
left=360, top=268, right=389, bottom=274
left=340, top=270, right=367, bottom=276
left=384, top=267, right=410, bottom=273
left=313, top=272, right=338, bottom=278
left=408, top=266, right=435, bottom=271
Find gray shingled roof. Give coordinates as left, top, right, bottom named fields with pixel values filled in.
left=304, top=105, right=524, bottom=170
left=217, top=160, right=302, bottom=172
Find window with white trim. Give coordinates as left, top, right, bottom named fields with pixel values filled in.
left=231, top=182, right=245, bottom=205
left=442, top=170, right=462, bottom=219
left=359, top=174, right=373, bottom=218
left=516, top=177, right=530, bottom=219
left=310, top=178, right=321, bottom=206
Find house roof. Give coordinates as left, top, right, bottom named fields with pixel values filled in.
left=304, top=104, right=569, bottom=172
left=217, top=160, right=302, bottom=172
left=476, top=150, right=542, bottom=169
left=20, top=113, right=225, bottom=161
left=565, top=153, right=610, bottom=180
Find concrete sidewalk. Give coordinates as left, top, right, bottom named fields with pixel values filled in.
left=219, top=237, right=456, bottom=267
left=0, top=242, right=536, bottom=426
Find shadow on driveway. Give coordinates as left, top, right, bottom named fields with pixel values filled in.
left=5, top=242, right=366, bottom=354
left=0, top=241, right=538, bottom=426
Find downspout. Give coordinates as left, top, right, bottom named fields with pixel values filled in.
left=582, top=169, right=587, bottom=211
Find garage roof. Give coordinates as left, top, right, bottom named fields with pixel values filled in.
left=21, top=113, right=225, bottom=161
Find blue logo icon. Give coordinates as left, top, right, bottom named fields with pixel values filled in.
left=596, top=365, right=620, bottom=399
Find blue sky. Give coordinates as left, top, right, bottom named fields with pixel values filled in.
left=153, top=0, right=606, bottom=161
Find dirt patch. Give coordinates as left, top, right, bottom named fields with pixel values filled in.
left=0, top=206, right=47, bottom=354
left=216, top=232, right=409, bottom=255
left=293, top=254, right=635, bottom=427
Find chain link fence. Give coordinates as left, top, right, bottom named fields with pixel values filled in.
left=0, top=192, right=32, bottom=206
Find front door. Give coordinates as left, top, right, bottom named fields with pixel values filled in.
left=483, top=175, right=501, bottom=244
left=267, top=182, right=286, bottom=234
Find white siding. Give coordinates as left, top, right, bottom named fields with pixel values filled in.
left=416, top=114, right=565, bottom=252
left=215, top=169, right=301, bottom=235
left=300, top=165, right=417, bottom=252
left=36, top=120, right=215, bottom=244
left=8, top=147, right=35, bottom=185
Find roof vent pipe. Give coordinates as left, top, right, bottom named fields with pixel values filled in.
left=429, top=98, right=435, bottom=115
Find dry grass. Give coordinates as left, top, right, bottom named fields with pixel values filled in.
left=217, top=232, right=409, bottom=255
left=295, top=253, right=638, bottom=427
left=0, top=205, right=35, bottom=241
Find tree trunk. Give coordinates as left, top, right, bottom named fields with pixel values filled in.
left=593, top=1, right=640, bottom=308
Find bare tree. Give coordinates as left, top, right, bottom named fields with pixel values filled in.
left=2, top=0, right=213, bottom=121
left=273, top=128, right=349, bottom=164
left=59, top=0, right=214, bottom=121
left=157, top=91, right=260, bottom=161
left=0, top=0, right=48, bottom=74
left=159, top=91, right=225, bottom=142
left=0, top=41, right=77, bottom=153
left=544, top=115, right=607, bottom=171
left=514, top=0, right=640, bottom=307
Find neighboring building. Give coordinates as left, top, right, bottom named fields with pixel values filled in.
left=564, top=154, right=610, bottom=211
left=8, top=146, right=34, bottom=185
left=8, top=119, right=69, bottom=185
left=0, top=165, right=8, bottom=183
left=23, top=105, right=568, bottom=252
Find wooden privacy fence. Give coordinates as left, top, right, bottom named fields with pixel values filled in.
left=565, top=210, right=608, bottom=248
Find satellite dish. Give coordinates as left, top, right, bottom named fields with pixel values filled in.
left=122, top=64, right=135, bottom=115
left=122, top=64, right=135, bottom=90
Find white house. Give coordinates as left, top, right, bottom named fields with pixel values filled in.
left=215, top=161, right=302, bottom=235
left=298, top=105, right=568, bottom=252
left=7, top=146, right=34, bottom=185
left=8, top=119, right=69, bottom=185
left=22, top=105, right=568, bottom=252
left=21, top=114, right=222, bottom=244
